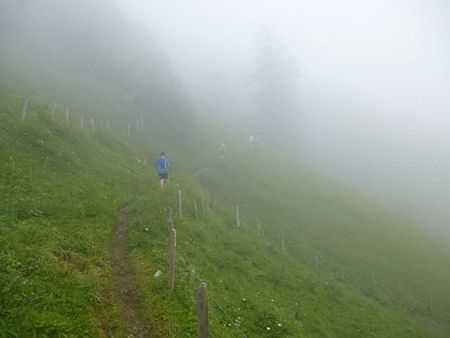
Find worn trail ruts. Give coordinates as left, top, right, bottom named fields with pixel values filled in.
left=112, top=207, right=150, bottom=337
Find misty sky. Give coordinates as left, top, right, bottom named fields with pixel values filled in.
left=3, top=1, right=447, bottom=233
left=117, top=0, right=449, bottom=234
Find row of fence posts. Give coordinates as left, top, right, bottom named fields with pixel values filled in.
left=127, top=113, right=145, bottom=136
left=18, top=97, right=144, bottom=135
left=172, top=187, right=288, bottom=337
left=173, top=186, right=410, bottom=335
left=188, top=189, right=213, bottom=221
left=20, top=97, right=431, bottom=326
left=172, top=187, right=254, bottom=337
left=177, top=186, right=242, bottom=229
left=167, top=205, right=209, bottom=338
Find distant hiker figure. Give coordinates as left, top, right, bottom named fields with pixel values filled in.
left=219, top=142, right=226, bottom=159
left=249, top=135, right=255, bottom=148
left=156, top=152, right=170, bottom=188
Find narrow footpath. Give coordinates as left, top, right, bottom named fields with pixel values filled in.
left=112, top=207, right=150, bottom=337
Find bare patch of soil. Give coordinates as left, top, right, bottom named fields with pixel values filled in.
left=112, top=207, right=150, bottom=337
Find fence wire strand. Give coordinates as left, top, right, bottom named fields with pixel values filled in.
left=169, top=207, right=249, bottom=338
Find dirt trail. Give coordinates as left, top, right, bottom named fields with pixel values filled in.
left=112, top=207, right=150, bottom=337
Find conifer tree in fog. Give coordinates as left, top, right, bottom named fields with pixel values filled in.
left=251, top=26, right=301, bottom=151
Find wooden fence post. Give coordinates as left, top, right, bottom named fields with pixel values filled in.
left=168, top=228, right=176, bottom=290
left=193, top=199, right=199, bottom=220
left=202, top=194, right=207, bottom=218
left=177, top=189, right=183, bottom=217
left=167, top=208, right=174, bottom=236
left=197, top=283, right=209, bottom=338
left=315, top=252, right=319, bottom=271
left=21, top=97, right=28, bottom=121
left=235, top=205, right=240, bottom=227
left=205, top=189, right=210, bottom=212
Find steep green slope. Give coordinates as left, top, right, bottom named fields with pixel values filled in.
left=1, top=75, right=450, bottom=338
left=128, top=122, right=450, bottom=336
left=0, top=83, right=161, bottom=336
left=181, top=132, right=450, bottom=321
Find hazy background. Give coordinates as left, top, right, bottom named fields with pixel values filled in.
left=118, top=0, right=449, bottom=235
left=1, top=1, right=448, bottom=235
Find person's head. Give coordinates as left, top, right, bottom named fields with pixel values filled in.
left=160, top=152, right=165, bottom=156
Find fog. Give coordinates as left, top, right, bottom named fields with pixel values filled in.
left=2, top=1, right=449, bottom=235
left=117, top=0, right=450, bottom=235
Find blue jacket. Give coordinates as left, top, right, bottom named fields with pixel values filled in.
left=156, top=156, right=169, bottom=174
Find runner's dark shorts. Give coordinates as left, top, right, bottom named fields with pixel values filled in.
left=159, top=173, right=168, bottom=179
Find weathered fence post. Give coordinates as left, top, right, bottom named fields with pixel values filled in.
left=65, top=108, right=70, bottom=127
left=205, top=189, right=210, bottom=212
left=177, top=189, right=183, bottom=218
left=193, top=199, right=199, bottom=220
left=197, top=283, right=209, bottom=338
left=168, top=228, right=176, bottom=290
left=80, top=115, right=84, bottom=129
left=235, top=205, right=240, bottom=227
left=167, top=208, right=174, bottom=236
left=21, top=97, right=28, bottom=121
left=202, top=194, right=207, bottom=218
left=315, top=252, right=319, bottom=271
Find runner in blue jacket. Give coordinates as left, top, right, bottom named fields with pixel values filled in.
left=156, top=152, right=170, bottom=188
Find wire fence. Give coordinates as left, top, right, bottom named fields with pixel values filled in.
left=2, top=94, right=148, bottom=138
left=174, top=226, right=248, bottom=338
left=10, top=94, right=437, bottom=334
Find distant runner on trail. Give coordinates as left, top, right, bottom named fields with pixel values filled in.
left=156, top=152, right=170, bottom=188
left=249, top=135, right=255, bottom=148
left=219, top=142, right=226, bottom=159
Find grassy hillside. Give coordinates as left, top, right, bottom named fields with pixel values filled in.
left=0, top=82, right=149, bottom=336
left=1, top=74, right=449, bottom=337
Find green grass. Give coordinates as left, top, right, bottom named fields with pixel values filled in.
left=1, top=71, right=450, bottom=337
left=0, top=86, right=155, bottom=336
